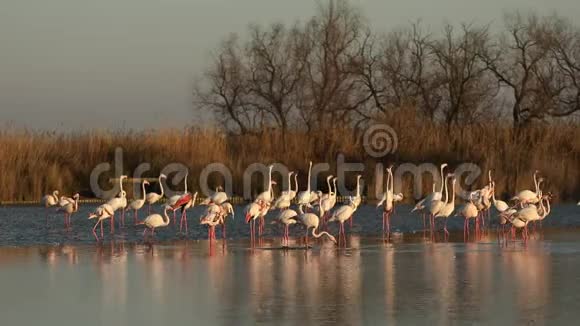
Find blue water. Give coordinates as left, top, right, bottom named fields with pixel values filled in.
left=0, top=204, right=578, bottom=245
left=1, top=204, right=580, bottom=325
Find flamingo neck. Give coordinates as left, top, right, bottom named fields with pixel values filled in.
left=306, top=163, right=312, bottom=192
left=162, top=208, right=171, bottom=226
left=159, top=176, right=165, bottom=197
left=450, top=182, right=456, bottom=205
left=439, top=165, right=445, bottom=193
left=355, top=177, right=360, bottom=198
left=184, top=173, right=188, bottom=194
left=385, top=170, right=390, bottom=194
left=287, top=173, right=292, bottom=192
left=52, top=191, right=59, bottom=201
left=326, top=178, right=331, bottom=195
left=267, top=167, right=273, bottom=193
left=389, top=170, right=394, bottom=193
left=293, top=174, right=298, bottom=193
left=533, top=173, right=539, bottom=193
left=141, top=182, right=147, bottom=201
left=443, top=177, right=449, bottom=204
left=332, top=179, right=337, bottom=199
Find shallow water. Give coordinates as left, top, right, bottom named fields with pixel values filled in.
left=1, top=205, right=580, bottom=325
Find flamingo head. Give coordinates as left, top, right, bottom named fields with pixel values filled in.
left=143, top=180, right=150, bottom=186
left=88, top=212, right=97, bottom=219
left=441, top=163, right=448, bottom=169
left=73, top=193, right=80, bottom=199
left=245, top=212, right=252, bottom=224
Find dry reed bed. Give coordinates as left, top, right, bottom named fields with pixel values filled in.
left=0, top=120, right=578, bottom=203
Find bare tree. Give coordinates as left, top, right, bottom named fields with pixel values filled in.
left=480, top=12, right=553, bottom=129
left=430, top=23, right=497, bottom=129
left=245, top=23, right=309, bottom=141
left=194, top=35, right=259, bottom=134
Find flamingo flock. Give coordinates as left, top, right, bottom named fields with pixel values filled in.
left=40, top=163, right=576, bottom=248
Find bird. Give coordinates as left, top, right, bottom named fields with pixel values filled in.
left=200, top=202, right=234, bottom=240
left=167, top=171, right=191, bottom=225
left=139, top=205, right=171, bottom=238
left=412, top=163, right=448, bottom=228
left=106, top=175, right=128, bottom=232
left=245, top=200, right=268, bottom=245
left=426, top=174, right=453, bottom=233
left=348, top=175, right=362, bottom=227
left=377, top=167, right=403, bottom=235
left=171, top=191, right=199, bottom=234
left=455, top=192, right=479, bottom=239
left=435, top=176, right=456, bottom=239
left=512, top=170, right=542, bottom=206
left=297, top=205, right=337, bottom=248
left=201, top=186, right=229, bottom=206
left=273, top=171, right=294, bottom=210
left=88, top=203, right=114, bottom=241
left=491, top=181, right=509, bottom=213
left=328, top=197, right=357, bottom=247
left=57, top=193, right=79, bottom=229
left=41, top=190, right=59, bottom=225
left=255, top=164, right=276, bottom=204
left=296, top=161, right=314, bottom=209
left=577, top=201, right=580, bottom=206
left=272, top=209, right=298, bottom=247
left=145, top=174, right=167, bottom=214
left=126, top=180, right=150, bottom=225
left=320, top=175, right=334, bottom=201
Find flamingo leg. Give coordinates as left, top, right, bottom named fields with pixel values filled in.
left=100, top=220, right=104, bottom=238
left=387, top=212, right=391, bottom=236
left=92, top=222, right=100, bottom=241
left=111, top=212, right=115, bottom=234
left=222, top=223, right=226, bottom=239
left=444, top=219, right=449, bottom=241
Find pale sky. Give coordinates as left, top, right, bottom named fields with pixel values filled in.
left=1, top=0, right=579, bottom=130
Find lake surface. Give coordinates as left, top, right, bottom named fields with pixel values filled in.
left=1, top=204, right=580, bottom=325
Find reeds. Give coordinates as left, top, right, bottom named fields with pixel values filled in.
left=0, top=117, right=578, bottom=203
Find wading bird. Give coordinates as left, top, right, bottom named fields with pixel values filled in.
left=88, top=203, right=114, bottom=241
left=272, top=209, right=298, bottom=247
left=127, top=180, right=149, bottom=224
left=297, top=205, right=336, bottom=248
left=145, top=174, right=167, bottom=214
left=139, top=206, right=171, bottom=239
left=41, top=190, right=59, bottom=225
left=58, top=193, right=79, bottom=229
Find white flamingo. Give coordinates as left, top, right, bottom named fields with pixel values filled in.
left=412, top=163, right=448, bottom=227
left=41, top=190, right=59, bottom=225
left=426, top=174, right=451, bottom=233
left=273, top=171, right=294, bottom=209
left=167, top=172, right=191, bottom=225
left=88, top=203, right=114, bottom=241
left=57, top=193, right=79, bottom=229
left=297, top=205, right=336, bottom=248
left=105, top=175, right=128, bottom=232
left=329, top=197, right=357, bottom=247
left=145, top=174, right=167, bottom=213
left=255, top=165, right=276, bottom=204
left=127, top=180, right=150, bottom=225
left=296, top=161, right=313, bottom=209
left=455, top=192, right=479, bottom=239
left=512, top=170, right=542, bottom=206
left=200, top=202, right=234, bottom=240
left=139, top=206, right=171, bottom=238
left=171, top=191, right=199, bottom=234
left=272, top=209, right=298, bottom=247
left=348, top=175, right=362, bottom=227
left=435, top=176, right=457, bottom=239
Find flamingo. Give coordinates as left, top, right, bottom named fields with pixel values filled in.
left=106, top=175, right=128, bottom=232
left=297, top=204, right=336, bottom=248
left=377, top=167, right=403, bottom=235
left=296, top=161, right=313, bottom=209
left=412, top=163, right=448, bottom=227
left=426, top=174, right=451, bottom=233
left=127, top=180, right=150, bottom=224
left=435, top=176, right=457, bottom=240
left=201, top=186, right=228, bottom=205
left=41, top=190, right=59, bottom=225
left=329, top=197, right=358, bottom=247
left=320, top=175, right=334, bottom=201
left=348, top=175, right=362, bottom=227
left=171, top=192, right=199, bottom=234
left=512, top=171, right=542, bottom=206
left=289, top=173, right=298, bottom=200
left=139, top=206, right=171, bottom=239
left=272, top=209, right=298, bottom=247
left=88, top=203, right=114, bottom=241
left=57, top=193, right=79, bottom=229
left=255, top=164, right=276, bottom=204
left=167, top=171, right=191, bottom=225
left=273, top=171, right=294, bottom=209
left=245, top=200, right=266, bottom=246
left=145, top=174, right=167, bottom=213
left=200, top=202, right=234, bottom=240
left=455, top=192, right=479, bottom=240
